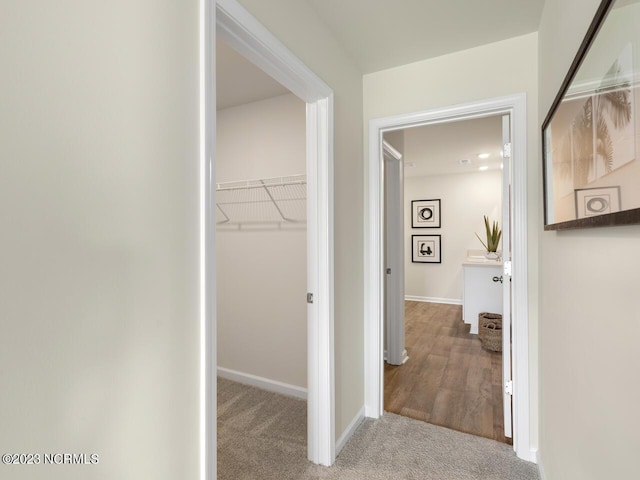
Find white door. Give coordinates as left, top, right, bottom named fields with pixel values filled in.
left=501, top=114, right=513, bottom=438
left=383, top=141, right=406, bottom=365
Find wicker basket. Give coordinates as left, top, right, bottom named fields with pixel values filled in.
left=478, top=312, right=502, bottom=352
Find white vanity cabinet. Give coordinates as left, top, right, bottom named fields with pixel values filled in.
left=462, top=261, right=503, bottom=334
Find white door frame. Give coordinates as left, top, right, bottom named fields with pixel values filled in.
left=203, top=1, right=335, bottom=478
left=364, top=94, right=533, bottom=462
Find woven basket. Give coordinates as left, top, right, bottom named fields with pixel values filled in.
left=478, top=312, right=502, bottom=352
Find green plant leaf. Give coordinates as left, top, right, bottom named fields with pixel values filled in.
left=475, top=232, right=488, bottom=251
left=477, top=215, right=501, bottom=252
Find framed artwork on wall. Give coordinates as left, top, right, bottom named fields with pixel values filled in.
left=411, top=199, right=441, bottom=228
left=575, top=186, right=621, bottom=219
left=542, top=0, right=640, bottom=230
left=411, top=235, right=441, bottom=263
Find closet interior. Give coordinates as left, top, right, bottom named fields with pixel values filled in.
left=215, top=37, right=308, bottom=430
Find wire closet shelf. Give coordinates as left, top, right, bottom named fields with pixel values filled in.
left=215, top=174, right=306, bottom=226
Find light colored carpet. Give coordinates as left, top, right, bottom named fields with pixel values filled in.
left=218, top=377, right=539, bottom=479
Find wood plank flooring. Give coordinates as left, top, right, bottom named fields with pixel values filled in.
left=384, top=301, right=511, bottom=444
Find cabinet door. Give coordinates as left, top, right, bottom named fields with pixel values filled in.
left=463, top=266, right=502, bottom=334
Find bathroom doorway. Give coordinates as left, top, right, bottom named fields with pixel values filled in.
left=382, top=114, right=510, bottom=443
left=365, top=94, right=532, bottom=459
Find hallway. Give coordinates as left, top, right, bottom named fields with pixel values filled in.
left=218, top=377, right=536, bottom=479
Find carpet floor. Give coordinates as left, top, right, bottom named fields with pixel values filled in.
left=217, top=377, right=539, bottom=479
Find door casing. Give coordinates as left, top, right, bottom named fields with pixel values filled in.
left=364, top=94, right=533, bottom=462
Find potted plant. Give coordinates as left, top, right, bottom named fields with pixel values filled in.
left=475, top=216, right=502, bottom=260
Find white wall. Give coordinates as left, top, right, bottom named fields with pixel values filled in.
left=216, top=93, right=307, bottom=388
left=404, top=171, right=502, bottom=302
left=538, top=1, right=640, bottom=478
left=237, top=0, right=365, bottom=440
left=0, top=1, right=200, bottom=479
left=364, top=32, right=539, bottom=454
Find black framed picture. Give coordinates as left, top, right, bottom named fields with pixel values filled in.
left=411, top=199, right=441, bottom=228
left=541, top=0, right=640, bottom=230
left=411, top=235, right=441, bottom=263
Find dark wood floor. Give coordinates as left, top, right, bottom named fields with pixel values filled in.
left=384, top=301, right=511, bottom=444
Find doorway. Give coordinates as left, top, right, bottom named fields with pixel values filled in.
left=205, top=0, right=336, bottom=474
left=364, top=95, right=532, bottom=461
left=382, top=115, right=509, bottom=443
left=215, top=39, right=307, bottom=390
left=215, top=34, right=309, bottom=466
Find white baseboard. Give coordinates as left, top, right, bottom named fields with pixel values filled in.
left=335, top=406, right=365, bottom=456
left=535, top=449, right=545, bottom=479
left=405, top=295, right=462, bottom=305
left=217, top=366, right=307, bottom=399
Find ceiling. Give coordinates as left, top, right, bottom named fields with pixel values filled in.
left=217, top=7, right=511, bottom=176
left=217, top=1, right=546, bottom=109
left=306, top=0, right=545, bottom=73
left=388, top=115, right=504, bottom=177
left=216, top=39, right=289, bottom=110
